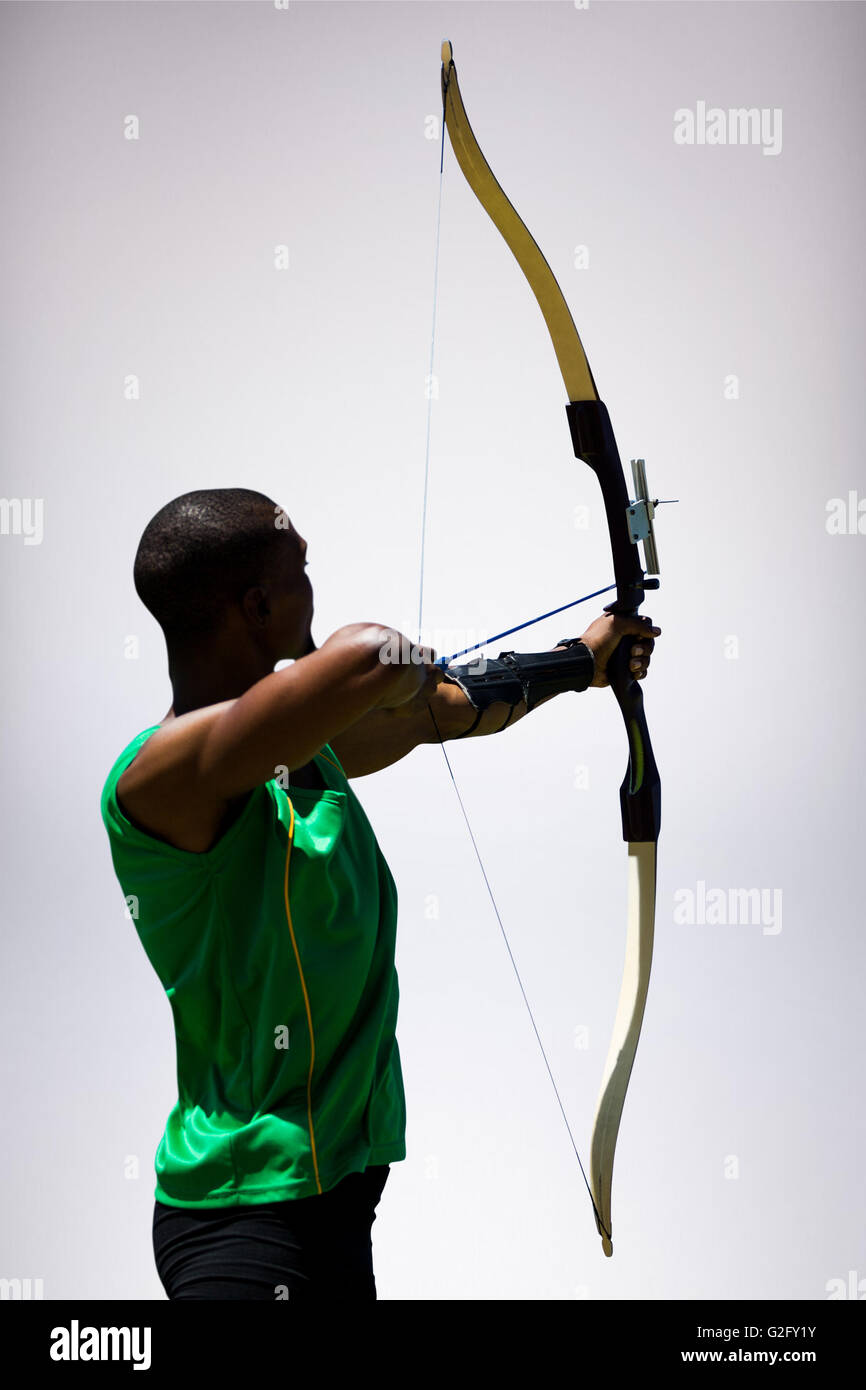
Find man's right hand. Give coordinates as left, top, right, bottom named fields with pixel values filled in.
left=373, top=637, right=445, bottom=712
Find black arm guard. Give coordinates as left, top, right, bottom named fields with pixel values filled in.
left=442, top=641, right=595, bottom=722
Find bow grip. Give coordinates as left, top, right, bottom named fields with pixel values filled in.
left=607, top=642, right=661, bottom=845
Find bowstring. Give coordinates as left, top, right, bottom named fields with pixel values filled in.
left=418, top=98, right=601, bottom=1229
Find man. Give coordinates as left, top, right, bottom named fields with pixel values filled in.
left=100, top=487, right=659, bottom=1300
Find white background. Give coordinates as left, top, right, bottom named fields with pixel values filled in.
left=1, top=0, right=863, bottom=1299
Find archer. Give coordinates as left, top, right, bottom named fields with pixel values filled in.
left=100, top=486, right=659, bottom=1299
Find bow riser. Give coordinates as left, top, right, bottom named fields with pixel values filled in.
left=566, top=398, right=661, bottom=844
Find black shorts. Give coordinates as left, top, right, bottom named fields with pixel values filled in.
left=152, top=1165, right=390, bottom=1301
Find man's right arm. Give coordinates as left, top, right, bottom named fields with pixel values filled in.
left=116, top=624, right=428, bottom=853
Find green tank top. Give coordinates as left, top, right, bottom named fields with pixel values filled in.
left=100, top=727, right=405, bottom=1208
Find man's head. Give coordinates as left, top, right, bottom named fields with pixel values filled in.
left=133, top=488, right=313, bottom=665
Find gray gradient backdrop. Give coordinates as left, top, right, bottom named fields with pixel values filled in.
left=1, top=0, right=863, bottom=1300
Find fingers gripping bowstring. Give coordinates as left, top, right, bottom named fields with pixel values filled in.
left=417, top=91, right=601, bottom=1231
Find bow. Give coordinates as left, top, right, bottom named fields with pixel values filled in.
left=434, top=41, right=662, bottom=1257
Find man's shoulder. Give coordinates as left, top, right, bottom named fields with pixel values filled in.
left=100, top=726, right=161, bottom=816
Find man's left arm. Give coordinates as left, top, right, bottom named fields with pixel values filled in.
left=329, top=674, right=518, bottom=778
left=329, top=611, right=659, bottom=778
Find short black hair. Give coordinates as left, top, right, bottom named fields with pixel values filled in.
left=133, top=488, right=287, bottom=644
